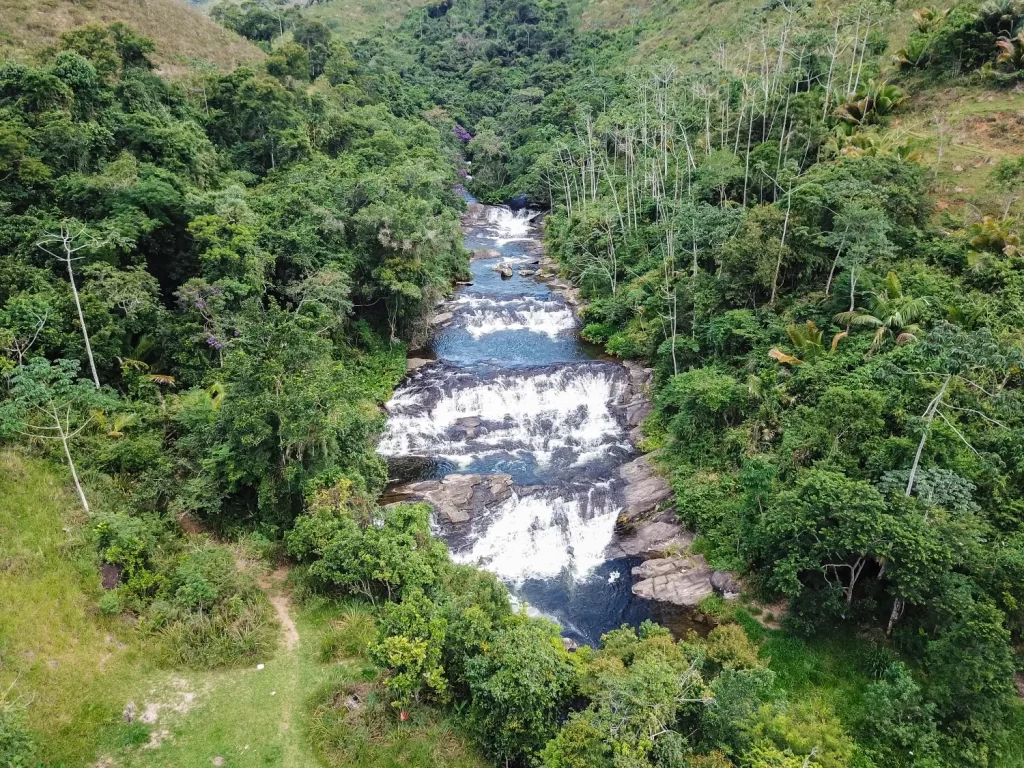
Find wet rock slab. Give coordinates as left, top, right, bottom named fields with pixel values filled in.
left=391, top=473, right=513, bottom=524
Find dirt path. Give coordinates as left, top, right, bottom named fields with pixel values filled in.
left=261, top=567, right=300, bottom=652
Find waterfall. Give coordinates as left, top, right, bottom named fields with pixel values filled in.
left=379, top=364, right=630, bottom=471
left=381, top=199, right=646, bottom=644
left=452, top=295, right=577, bottom=339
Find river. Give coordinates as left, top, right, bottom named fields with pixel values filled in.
left=378, top=199, right=657, bottom=645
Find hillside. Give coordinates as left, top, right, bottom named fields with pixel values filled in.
left=579, top=0, right=1024, bottom=218
left=0, top=0, right=264, bottom=74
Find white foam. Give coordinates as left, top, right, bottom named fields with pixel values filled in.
left=486, top=206, right=537, bottom=246
left=452, top=296, right=576, bottom=339
left=452, top=490, right=621, bottom=584
left=378, top=367, right=628, bottom=466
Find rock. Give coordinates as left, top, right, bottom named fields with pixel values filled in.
left=710, top=571, right=742, bottom=599
left=454, top=416, right=482, bottom=438
left=406, top=358, right=432, bottom=372
left=100, top=562, right=122, bottom=590
left=492, top=262, right=514, bottom=278
left=518, top=269, right=536, bottom=277
left=395, top=473, right=513, bottom=524
left=631, top=555, right=714, bottom=606
left=507, top=193, right=529, bottom=210
left=617, top=453, right=673, bottom=528
left=213, top=758, right=226, bottom=767
left=626, top=400, right=652, bottom=429
left=561, top=637, right=579, bottom=652
left=123, top=701, right=136, bottom=723
left=455, top=280, right=474, bottom=286
left=607, top=519, right=692, bottom=559
left=619, top=362, right=654, bottom=428
left=431, top=312, right=454, bottom=326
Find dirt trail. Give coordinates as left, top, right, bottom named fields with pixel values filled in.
left=261, top=567, right=300, bottom=652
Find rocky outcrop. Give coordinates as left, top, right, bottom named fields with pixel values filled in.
left=406, top=358, right=432, bottom=372
left=617, top=453, right=674, bottom=530
left=607, top=517, right=692, bottom=559
left=619, top=361, right=654, bottom=432
left=710, top=571, right=742, bottom=600
left=493, top=262, right=514, bottom=278
left=391, top=473, right=513, bottom=524
left=431, top=311, right=454, bottom=326
left=631, top=554, right=714, bottom=606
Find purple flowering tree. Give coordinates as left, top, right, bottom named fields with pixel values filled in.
left=175, top=279, right=234, bottom=366
left=452, top=124, right=472, bottom=143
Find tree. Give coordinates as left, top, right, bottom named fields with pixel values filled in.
left=466, top=619, right=578, bottom=765
left=369, top=589, right=449, bottom=711
left=35, top=221, right=109, bottom=387
left=0, top=358, right=114, bottom=511
left=834, top=272, right=929, bottom=351
left=753, top=469, right=891, bottom=606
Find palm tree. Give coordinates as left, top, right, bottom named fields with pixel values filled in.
left=768, top=321, right=847, bottom=365
left=836, top=81, right=906, bottom=126
left=995, top=32, right=1024, bottom=71
left=834, top=272, right=930, bottom=351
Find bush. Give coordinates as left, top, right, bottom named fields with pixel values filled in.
left=319, top=605, right=377, bottom=662
left=98, top=590, right=124, bottom=615
left=705, top=623, right=764, bottom=671
left=159, top=594, right=278, bottom=668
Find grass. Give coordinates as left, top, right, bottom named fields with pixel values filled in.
left=0, top=0, right=264, bottom=75
left=0, top=451, right=158, bottom=766
left=0, top=451, right=486, bottom=767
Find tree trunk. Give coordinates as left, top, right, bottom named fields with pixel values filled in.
left=65, top=258, right=100, bottom=388
left=55, top=406, right=89, bottom=512
left=905, top=375, right=950, bottom=497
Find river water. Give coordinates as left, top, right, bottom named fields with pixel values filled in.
left=379, top=200, right=655, bottom=645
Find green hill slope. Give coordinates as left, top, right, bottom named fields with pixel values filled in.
left=0, top=0, right=264, bottom=74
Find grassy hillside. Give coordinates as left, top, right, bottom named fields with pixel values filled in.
left=0, top=452, right=484, bottom=767
left=303, top=0, right=433, bottom=41
left=578, top=0, right=1024, bottom=218
left=0, top=0, right=264, bottom=74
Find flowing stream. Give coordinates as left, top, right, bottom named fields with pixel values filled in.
left=380, top=199, right=654, bottom=644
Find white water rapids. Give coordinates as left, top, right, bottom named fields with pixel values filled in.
left=381, top=203, right=646, bottom=640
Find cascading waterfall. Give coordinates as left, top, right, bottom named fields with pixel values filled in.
left=381, top=201, right=649, bottom=644
left=378, top=364, right=631, bottom=470
left=452, top=295, right=577, bottom=339
left=449, top=485, right=621, bottom=584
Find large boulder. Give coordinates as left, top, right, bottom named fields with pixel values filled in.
left=606, top=518, right=692, bottom=559
left=393, top=473, right=513, bottom=524
left=631, top=555, right=714, bottom=606
left=617, top=453, right=673, bottom=529
left=507, top=193, right=529, bottom=210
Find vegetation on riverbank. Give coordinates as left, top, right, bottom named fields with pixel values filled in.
left=2, top=0, right=1024, bottom=765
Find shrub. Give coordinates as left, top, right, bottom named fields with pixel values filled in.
left=98, top=590, right=124, bottom=615
left=318, top=605, right=377, bottom=662
left=705, top=623, right=764, bottom=670
left=159, top=594, right=278, bottom=668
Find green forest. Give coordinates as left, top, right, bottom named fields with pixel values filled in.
left=1, top=0, right=1024, bottom=766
